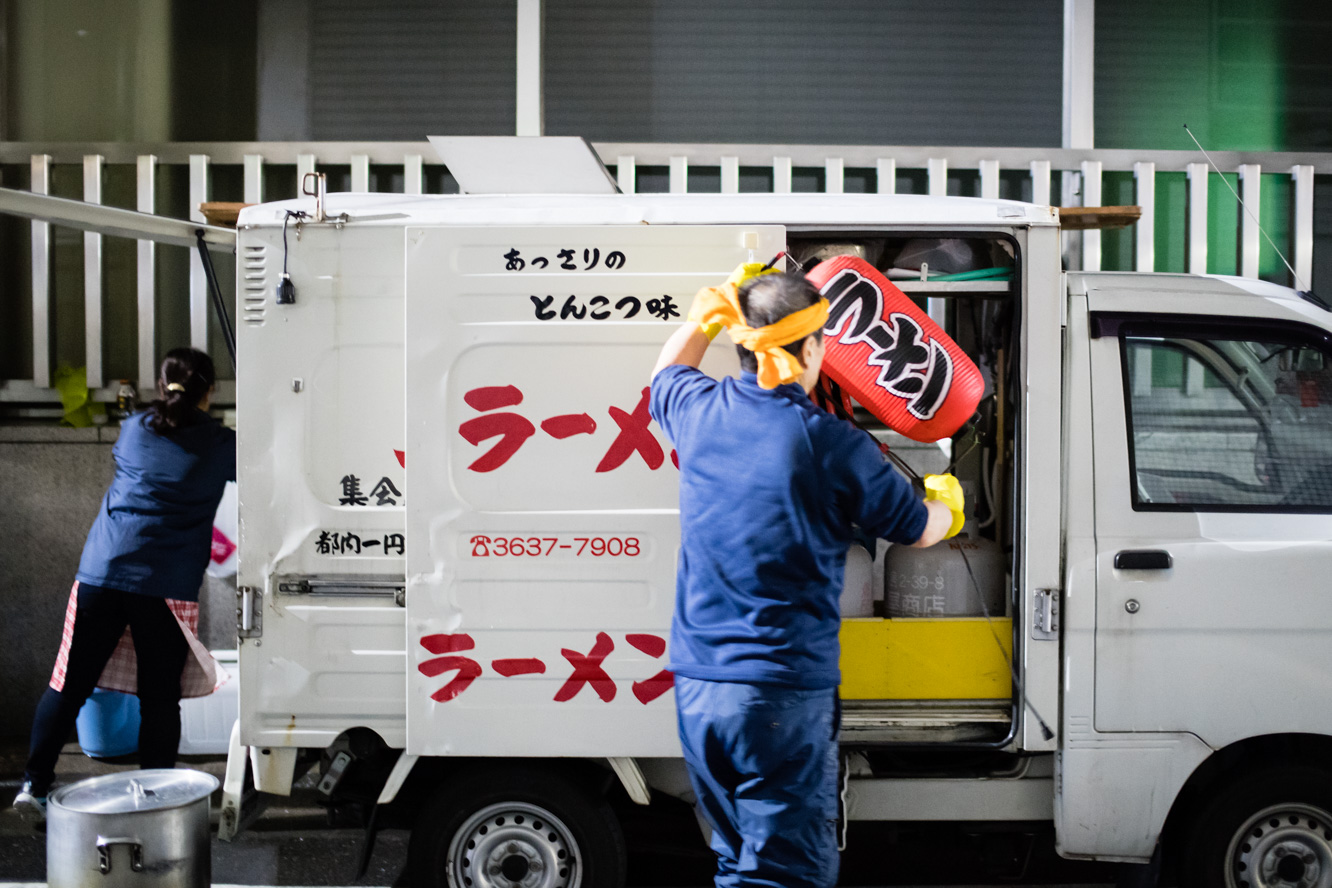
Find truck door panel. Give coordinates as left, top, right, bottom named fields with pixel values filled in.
left=1088, top=297, right=1332, bottom=744
left=403, top=225, right=784, bottom=757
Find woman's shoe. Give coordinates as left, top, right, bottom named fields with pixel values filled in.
left=12, top=781, right=47, bottom=824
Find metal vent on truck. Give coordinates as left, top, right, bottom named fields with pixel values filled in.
left=242, top=244, right=267, bottom=325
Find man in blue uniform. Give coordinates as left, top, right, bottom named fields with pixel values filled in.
left=649, top=269, right=958, bottom=888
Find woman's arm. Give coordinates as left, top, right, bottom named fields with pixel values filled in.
left=651, top=322, right=713, bottom=380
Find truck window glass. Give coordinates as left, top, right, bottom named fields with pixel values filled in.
left=1122, top=334, right=1332, bottom=512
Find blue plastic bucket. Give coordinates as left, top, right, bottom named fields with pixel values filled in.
left=75, top=688, right=140, bottom=758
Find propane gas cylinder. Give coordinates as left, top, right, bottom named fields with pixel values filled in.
left=885, top=535, right=1005, bottom=618
left=839, top=543, right=875, bottom=617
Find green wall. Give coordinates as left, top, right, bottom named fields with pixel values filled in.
left=1097, top=0, right=1331, bottom=285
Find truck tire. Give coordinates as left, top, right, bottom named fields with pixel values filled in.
left=408, top=766, right=626, bottom=888
left=1181, top=766, right=1332, bottom=888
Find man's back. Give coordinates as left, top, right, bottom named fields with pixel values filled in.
left=648, top=269, right=952, bottom=888
left=650, top=364, right=925, bottom=689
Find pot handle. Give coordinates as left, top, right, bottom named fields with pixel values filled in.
left=96, top=837, right=144, bottom=875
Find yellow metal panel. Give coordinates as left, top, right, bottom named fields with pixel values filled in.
left=839, top=618, right=1013, bottom=700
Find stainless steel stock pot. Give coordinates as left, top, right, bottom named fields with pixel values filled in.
left=47, top=769, right=219, bottom=888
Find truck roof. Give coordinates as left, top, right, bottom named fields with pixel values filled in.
left=1073, top=270, right=1313, bottom=309
left=237, top=191, right=1060, bottom=230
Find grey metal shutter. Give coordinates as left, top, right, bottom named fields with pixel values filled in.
left=544, top=0, right=1063, bottom=146
left=304, top=0, right=1061, bottom=146
left=309, top=0, right=517, bottom=140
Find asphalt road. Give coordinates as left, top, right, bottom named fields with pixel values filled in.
left=0, top=747, right=1125, bottom=887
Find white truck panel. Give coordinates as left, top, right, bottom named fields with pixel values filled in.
left=1055, top=732, right=1212, bottom=862
left=237, top=223, right=409, bottom=747
left=1055, top=290, right=1213, bottom=861
left=1086, top=283, right=1332, bottom=744
left=244, top=601, right=406, bottom=748
left=239, top=191, right=1057, bottom=232
left=403, top=224, right=784, bottom=757
left=847, top=754, right=1056, bottom=821
left=237, top=224, right=407, bottom=584
left=1057, top=276, right=1332, bottom=860
left=1017, top=224, right=1064, bottom=751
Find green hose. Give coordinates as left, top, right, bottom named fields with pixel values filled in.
left=929, top=267, right=1013, bottom=282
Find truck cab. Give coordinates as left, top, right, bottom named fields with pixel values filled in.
left=1060, top=270, right=1332, bottom=879
left=225, top=185, right=1332, bottom=888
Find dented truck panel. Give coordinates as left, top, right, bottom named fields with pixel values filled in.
left=236, top=222, right=408, bottom=749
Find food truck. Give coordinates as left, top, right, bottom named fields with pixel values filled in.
left=17, top=138, right=1324, bottom=888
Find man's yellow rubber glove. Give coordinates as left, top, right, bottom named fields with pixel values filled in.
left=692, top=262, right=782, bottom=341
left=725, top=261, right=780, bottom=288
left=923, top=473, right=966, bottom=539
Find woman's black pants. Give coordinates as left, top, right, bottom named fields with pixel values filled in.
left=25, top=583, right=190, bottom=795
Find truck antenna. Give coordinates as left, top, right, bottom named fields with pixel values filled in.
left=1182, top=123, right=1310, bottom=293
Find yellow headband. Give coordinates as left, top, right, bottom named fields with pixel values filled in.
left=688, top=283, right=830, bottom=389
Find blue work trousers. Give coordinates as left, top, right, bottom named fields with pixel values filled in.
left=675, top=676, right=840, bottom=888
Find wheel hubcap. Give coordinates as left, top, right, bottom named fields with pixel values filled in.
left=1228, top=803, right=1332, bottom=888
left=446, top=801, right=579, bottom=888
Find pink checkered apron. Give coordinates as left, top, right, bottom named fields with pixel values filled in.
left=49, top=582, right=224, bottom=698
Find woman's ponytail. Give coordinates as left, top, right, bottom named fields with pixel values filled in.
left=145, top=347, right=216, bottom=435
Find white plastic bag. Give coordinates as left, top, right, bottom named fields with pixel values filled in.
left=207, top=481, right=238, bottom=578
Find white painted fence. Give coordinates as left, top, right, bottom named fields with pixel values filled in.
left=1, top=141, right=1327, bottom=402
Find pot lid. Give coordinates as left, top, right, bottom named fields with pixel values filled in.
left=50, top=769, right=219, bottom=815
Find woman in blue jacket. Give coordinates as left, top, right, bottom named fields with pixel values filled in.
left=14, top=347, right=236, bottom=820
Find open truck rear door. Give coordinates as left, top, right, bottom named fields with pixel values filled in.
left=402, top=224, right=784, bottom=757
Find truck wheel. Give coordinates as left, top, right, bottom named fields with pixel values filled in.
left=408, top=767, right=626, bottom=888
left=1182, top=767, right=1332, bottom=888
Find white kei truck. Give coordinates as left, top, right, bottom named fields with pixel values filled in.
left=183, top=140, right=1332, bottom=888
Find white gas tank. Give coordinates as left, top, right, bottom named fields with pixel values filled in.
left=885, top=535, right=1005, bottom=618
left=839, top=544, right=875, bottom=617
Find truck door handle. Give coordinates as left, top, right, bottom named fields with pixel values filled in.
left=1114, top=549, right=1173, bottom=570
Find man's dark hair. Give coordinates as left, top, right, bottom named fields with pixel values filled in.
left=734, top=272, right=824, bottom=374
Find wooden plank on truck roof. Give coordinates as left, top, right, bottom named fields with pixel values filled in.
left=1058, top=205, right=1142, bottom=230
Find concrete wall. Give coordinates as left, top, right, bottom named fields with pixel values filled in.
left=0, top=425, right=234, bottom=743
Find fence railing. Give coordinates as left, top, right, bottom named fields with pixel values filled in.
left=2, top=140, right=1329, bottom=405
